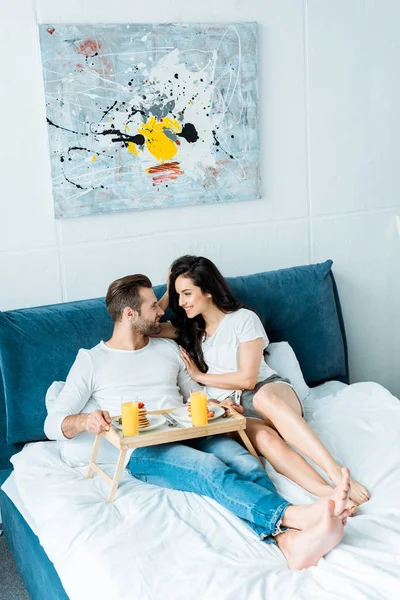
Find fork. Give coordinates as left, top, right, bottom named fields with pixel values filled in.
left=163, top=413, right=181, bottom=427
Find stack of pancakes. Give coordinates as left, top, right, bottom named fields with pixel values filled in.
left=138, top=404, right=150, bottom=429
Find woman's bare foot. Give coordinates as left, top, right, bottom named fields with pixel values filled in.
left=329, top=466, right=369, bottom=505
left=283, top=467, right=351, bottom=529
left=276, top=499, right=346, bottom=569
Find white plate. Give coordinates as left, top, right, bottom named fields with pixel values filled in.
left=171, top=404, right=225, bottom=423
left=112, top=414, right=165, bottom=433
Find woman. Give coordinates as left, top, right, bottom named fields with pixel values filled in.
left=158, top=255, right=369, bottom=509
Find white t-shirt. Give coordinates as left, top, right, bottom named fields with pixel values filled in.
left=44, top=338, right=197, bottom=442
left=202, top=308, right=277, bottom=401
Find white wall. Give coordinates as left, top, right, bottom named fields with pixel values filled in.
left=0, top=0, right=399, bottom=395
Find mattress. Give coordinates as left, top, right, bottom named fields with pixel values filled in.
left=2, top=381, right=400, bottom=600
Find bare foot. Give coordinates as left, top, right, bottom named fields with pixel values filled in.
left=329, top=466, right=370, bottom=505
left=324, top=467, right=351, bottom=516
left=276, top=499, right=345, bottom=569
left=283, top=467, right=351, bottom=528
left=346, top=499, right=358, bottom=516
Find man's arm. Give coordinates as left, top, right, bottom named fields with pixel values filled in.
left=61, top=410, right=111, bottom=439
left=44, top=350, right=110, bottom=440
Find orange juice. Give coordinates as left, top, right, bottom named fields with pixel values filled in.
left=190, top=391, right=208, bottom=426
left=121, top=401, right=139, bottom=437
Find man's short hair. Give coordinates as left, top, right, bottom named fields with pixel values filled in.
left=106, top=274, right=152, bottom=322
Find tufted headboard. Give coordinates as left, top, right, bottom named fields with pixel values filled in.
left=0, top=260, right=348, bottom=472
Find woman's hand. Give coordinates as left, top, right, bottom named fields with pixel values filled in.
left=220, top=399, right=244, bottom=414
left=180, top=346, right=203, bottom=382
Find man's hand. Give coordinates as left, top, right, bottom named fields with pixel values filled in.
left=84, top=410, right=112, bottom=434
left=61, top=410, right=111, bottom=440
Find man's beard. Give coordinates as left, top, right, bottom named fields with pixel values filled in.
left=134, top=317, right=161, bottom=336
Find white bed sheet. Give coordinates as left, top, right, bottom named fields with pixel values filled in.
left=2, top=381, right=400, bottom=600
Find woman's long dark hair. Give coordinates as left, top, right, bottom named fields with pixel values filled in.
left=169, top=255, right=243, bottom=372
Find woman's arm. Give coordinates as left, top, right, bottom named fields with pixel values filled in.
left=158, top=289, right=169, bottom=313
left=157, top=268, right=171, bottom=313
left=152, top=271, right=177, bottom=338
left=152, top=321, right=178, bottom=339
left=180, top=338, right=264, bottom=390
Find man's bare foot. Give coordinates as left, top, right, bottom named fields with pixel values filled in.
left=345, top=499, right=358, bottom=516
left=323, top=467, right=353, bottom=516
left=283, top=467, right=351, bottom=528
left=276, top=499, right=345, bottom=569
left=329, top=466, right=369, bottom=505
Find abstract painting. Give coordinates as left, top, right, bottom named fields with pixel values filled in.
left=39, top=23, right=260, bottom=218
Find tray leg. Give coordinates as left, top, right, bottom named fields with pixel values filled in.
left=237, top=430, right=263, bottom=466
left=86, top=434, right=102, bottom=479
left=107, top=448, right=127, bottom=503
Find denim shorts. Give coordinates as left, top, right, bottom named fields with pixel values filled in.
left=231, top=374, right=304, bottom=421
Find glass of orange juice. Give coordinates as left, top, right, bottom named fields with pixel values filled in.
left=121, top=400, right=139, bottom=437
left=190, top=390, right=208, bottom=426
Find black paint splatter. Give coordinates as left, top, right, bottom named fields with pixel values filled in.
left=47, top=117, right=88, bottom=136
left=177, top=123, right=199, bottom=143
left=101, top=100, right=117, bottom=121
left=99, top=129, right=145, bottom=146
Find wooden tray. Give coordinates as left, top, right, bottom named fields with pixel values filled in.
left=86, top=406, right=260, bottom=503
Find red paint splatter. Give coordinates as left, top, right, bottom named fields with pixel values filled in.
left=46, top=27, right=55, bottom=35
left=75, top=39, right=101, bottom=57
left=147, top=161, right=184, bottom=185
left=175, top=140, right=181, bottom=145
left=206, top=166, right=220, bottom=178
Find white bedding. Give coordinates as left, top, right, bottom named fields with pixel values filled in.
left=3, top=381, right=400, bottom=600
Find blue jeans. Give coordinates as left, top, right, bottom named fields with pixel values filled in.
left=127, top=435, right=290, bottom=543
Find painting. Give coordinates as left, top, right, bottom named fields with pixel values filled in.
left=38, top=22, right=260, bottom=218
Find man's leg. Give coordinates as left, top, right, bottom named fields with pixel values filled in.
left=128, top=442, right=289, bottom=539
left=188, top=436, right=352, bottom=533
left=188, top=435, right=276, bottom=492
left=128, top=443, right=350, bottom=569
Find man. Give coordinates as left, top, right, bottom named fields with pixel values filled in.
left=45, top=274, right=351, bottom=570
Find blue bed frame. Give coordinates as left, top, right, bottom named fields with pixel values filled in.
left=0, top=262, right=349, bottom=599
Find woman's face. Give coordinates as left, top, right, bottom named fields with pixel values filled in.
left=175, top=275, right=212, bottom=318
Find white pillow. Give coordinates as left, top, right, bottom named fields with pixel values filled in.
left=45, top=381, right=66, bottom=411
left=266, top=342, right=310, bottom=402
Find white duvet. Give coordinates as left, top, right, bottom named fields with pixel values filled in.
left=3, top=381, right=400, bottom=600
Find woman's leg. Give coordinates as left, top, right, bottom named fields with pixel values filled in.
left=244, top=418, right=358, bottom=513
left=252, top=383, right=369, bottom=505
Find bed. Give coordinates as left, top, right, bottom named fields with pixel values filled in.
left=1, top=260, right=399, bottom=600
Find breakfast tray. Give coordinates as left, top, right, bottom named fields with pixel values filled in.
left=86, top=407, right=261, bottom=503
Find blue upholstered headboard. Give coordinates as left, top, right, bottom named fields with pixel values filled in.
left=0, top=260, right=348, bottom=471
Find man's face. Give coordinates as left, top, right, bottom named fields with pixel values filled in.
left=133, top=287, right=164, bottom=335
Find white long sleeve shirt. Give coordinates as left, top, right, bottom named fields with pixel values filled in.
left=44, top=338, right=198, bottom=442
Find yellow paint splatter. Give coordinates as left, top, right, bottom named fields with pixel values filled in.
left=91, top=155, right=97, bottom=162
left=138, top=116, right=182, bottom=162
left=127, top=142, right=139, bottom=156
